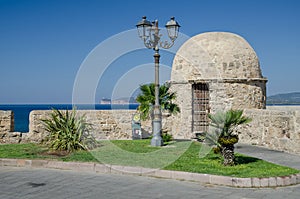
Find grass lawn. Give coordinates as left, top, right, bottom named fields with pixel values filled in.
left=0, top=140, right=298, bottom=178
left=164, top=141, right=299, bottom=178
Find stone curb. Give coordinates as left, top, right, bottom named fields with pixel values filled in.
left=1, top=158, right=299, bottom=188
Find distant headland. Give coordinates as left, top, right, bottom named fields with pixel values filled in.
left=267, top=92, right=300, bottom=105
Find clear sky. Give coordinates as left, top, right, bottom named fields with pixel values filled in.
left=0, top=0, right=299, bottom=104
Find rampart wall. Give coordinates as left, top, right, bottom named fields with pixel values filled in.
left=0, top=110, right=22, bottom=143
left=1, top=107, right=300, bottom=154
left=239, top=107, right=300, bottom=154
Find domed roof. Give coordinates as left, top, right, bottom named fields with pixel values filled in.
left=171, top=32, right=263, bottom=82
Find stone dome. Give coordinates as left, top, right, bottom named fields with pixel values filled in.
left=171, top=32, right=263, bottom=82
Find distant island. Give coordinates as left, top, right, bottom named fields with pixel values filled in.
left=267, top=92, right=300, bottom=105
left=100, top=97, right=138, bottom=105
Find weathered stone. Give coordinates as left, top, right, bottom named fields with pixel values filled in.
left=210, top=175, right=233, bottom=186
left=238, top=108, right=300, bottom=155
left=232, top=178, right=252, bottom=187
left=290, top=174, right=297, bottom=185
left=260, top=178, right=269, bottom=187
left=0, top=111, right=14, bottom=133
left=172, top=171, right=194, bottom=181
left=24, top=110, right=136, bottom=143
left=153, top=170, right=173, bottom=179
left=2, top=106, right=300, bottom=155
left=169, top=32, right=267, bottom=139
left=251, top=178, right=261, bottom=187
left=268, top=177, right=277, bottom=187
left=191, top=173, right=210, bottom=184
left=0, top=111, right=22, bottom=143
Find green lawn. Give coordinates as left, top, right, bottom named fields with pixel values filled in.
left=0, top=140, right=298, bottom=178
left=0, top=143, right=49, bottom=159
left=164, top=141, right=299, bottom=178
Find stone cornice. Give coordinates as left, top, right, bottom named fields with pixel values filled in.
left=187, top=78, right=268, bottom=84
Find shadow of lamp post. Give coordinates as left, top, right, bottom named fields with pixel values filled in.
left=136, top=16, right=180, bottom=146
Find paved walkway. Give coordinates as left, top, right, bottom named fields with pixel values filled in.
left=236, top=144, right=300, bottom=170
left=0, top=166, right=300, bottom=199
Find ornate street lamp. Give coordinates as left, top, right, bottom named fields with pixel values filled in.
left=136, top=16, right=180, bottom=146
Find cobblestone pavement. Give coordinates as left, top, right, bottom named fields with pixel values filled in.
left=0, top=167, right=299, bottom=199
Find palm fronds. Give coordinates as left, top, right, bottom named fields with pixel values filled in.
left=136, top=83, right=180, bottom=120
left=206, top=109, right=252, bottom=166
left=208, top=109, right=251, bottom=137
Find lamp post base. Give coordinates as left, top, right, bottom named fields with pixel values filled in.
left=151, top=135, right=163, bottom=147
left=151, top=107, right=163, bottom=147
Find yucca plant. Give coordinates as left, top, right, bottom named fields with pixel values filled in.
left=207, top=109, right=251, bottom=166
left=41, top=108, right=96, bottom=153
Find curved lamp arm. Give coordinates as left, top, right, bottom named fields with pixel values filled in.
left=136, top=16, right=180, bottom=50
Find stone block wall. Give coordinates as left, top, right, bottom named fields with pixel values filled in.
left=223, top=80, right=266, bottom=110
left=23, top=110, right=137, bottom=143
left=238, top=108, right=300, bottom=154
left=164, top=105, right=300, bottom=155
left=0, top=110, right=22, bottom=143
left=23, top=107, right=300, bottom=154
left=1, top=107, right=300, bottom=154
left=169, top=79, right=266, bottom=139
left=169, top=82, right=193, bottom=139
left=194, top=79, right=266, bottom=112
left=0, top=111, right=14, bottom=133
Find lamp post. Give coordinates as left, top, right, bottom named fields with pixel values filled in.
left=136, top=16, right=180, bottom=146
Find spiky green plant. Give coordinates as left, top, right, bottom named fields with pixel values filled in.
left=207, top=109, right=252, bottom=166
left=136, top=83, right=180, bottom=120
left=41, top=108, right=96, bottom=153
left=209, top=109, right=252, bottom=137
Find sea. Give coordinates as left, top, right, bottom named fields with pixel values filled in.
left=0, top=104, right=139, bottom=133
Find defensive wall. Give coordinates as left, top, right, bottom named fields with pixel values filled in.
left=239, top=107, right=300, bottom=154
left=0, top=107, right=300, bottom=155
left=0, top=110, right=22, bottom=144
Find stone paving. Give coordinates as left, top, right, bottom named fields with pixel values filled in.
left=0, top=166, right=300, bottom=199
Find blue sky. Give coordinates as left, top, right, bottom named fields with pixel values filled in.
left=0, top=0, right=299, bottom=104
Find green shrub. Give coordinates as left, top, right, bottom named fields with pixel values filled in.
left=207, top=109, right=251, bottom=166
left=162, top=132, right=173, bottom=143
left=41, top=108, right=97, bottom=153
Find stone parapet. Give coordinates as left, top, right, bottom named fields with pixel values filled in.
left=0, top=110, right=21, bottom=143
left=2, top=106, right=300, bottom=155
left=24, top=110, right=137, bottom=143
left=238, top=108, right=300, bottom=154
left=0, top=110, right=14, bottom=133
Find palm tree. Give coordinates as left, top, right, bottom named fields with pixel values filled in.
left=136, top=83, right=180, bottom=120
left=208, top=109, right=251, bottom=166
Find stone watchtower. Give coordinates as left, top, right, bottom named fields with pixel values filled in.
left=169, top=32, right=267, bottom=139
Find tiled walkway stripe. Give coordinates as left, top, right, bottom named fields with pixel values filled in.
left=1, top=158, right=299, bottom=188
